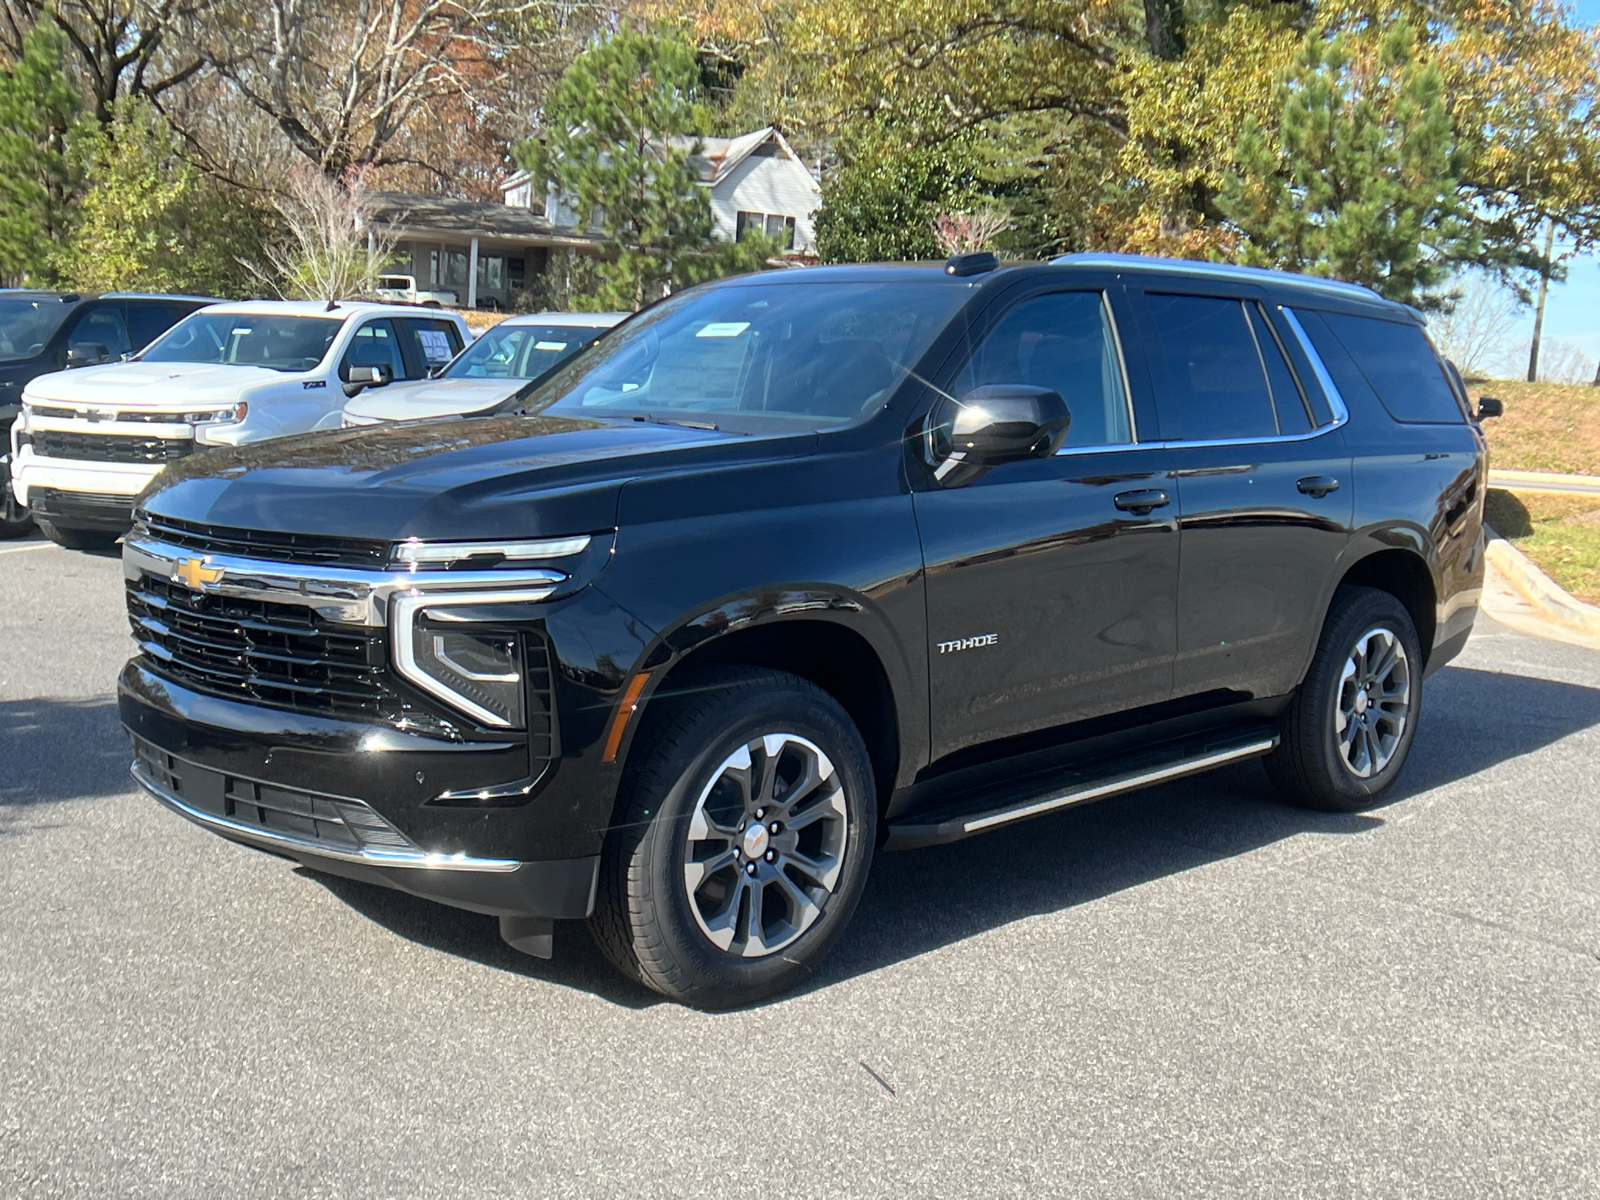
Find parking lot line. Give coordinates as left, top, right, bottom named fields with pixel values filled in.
left=0, top=542, right=55, bottom=555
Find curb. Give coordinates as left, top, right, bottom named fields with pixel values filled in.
left=1482, top=525, right=1600, bottom=638
left=1488, top=469, right=1600, bottom=497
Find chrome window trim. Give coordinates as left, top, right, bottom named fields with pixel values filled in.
left=391, top=589, right=556, bottom=728
left=123, top=534, right=564, bottom=627
left=132, top=763, right=522, bottom=872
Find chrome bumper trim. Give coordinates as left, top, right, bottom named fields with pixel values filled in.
left=132, top=763, right=522, bottom=873
left=123, top=534, right=563, bottom=626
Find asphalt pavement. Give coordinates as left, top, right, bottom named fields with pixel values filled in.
left=2, top=530, right=1597, bottom=1198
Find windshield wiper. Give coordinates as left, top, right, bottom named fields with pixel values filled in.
left=630, top=412, right=719, bottom=431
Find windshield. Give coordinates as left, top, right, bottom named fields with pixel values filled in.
left=448, top=322, right=613, bottom=382
left=521, top=280, right=968, bottom=431
left=141, top=312, right=342, bottom=372
left=0, top=297, right=73, bottom=363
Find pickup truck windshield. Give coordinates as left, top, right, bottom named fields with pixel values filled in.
left=142, top=313, right=342, bottom=372
left=522, top=280, right=968, bottom=430
left=0, top=297, right=73, bottom=363
left=449, top=322, right=612, bottom=381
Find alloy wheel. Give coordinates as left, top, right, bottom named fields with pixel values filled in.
left=1334, top=626, right=1411, bottom=778
left=683, top=732, right=850, bottom=958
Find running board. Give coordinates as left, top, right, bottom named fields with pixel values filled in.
left=883, top=732, right=1278, bottom=851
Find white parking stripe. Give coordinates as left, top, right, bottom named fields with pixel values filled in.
left=0, top=542, right=55, bottom=555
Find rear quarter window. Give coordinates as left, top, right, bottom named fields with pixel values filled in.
left=1314, top=311, right=1465, bottom=424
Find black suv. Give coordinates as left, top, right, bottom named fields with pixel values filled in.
left=1, top=290, right=218, bottom=537
left=118, top=254, right=1489, bottom=1006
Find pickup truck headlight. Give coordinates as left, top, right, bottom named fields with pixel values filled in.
left=184, top=403, right=246, bottom=424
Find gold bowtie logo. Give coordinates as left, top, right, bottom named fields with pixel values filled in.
left=173, top=557, right=223, bottom=591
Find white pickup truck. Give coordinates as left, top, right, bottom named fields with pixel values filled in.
left=372, top=275, right=458, bottom=308
left=9, top=300, right=469, bottom=549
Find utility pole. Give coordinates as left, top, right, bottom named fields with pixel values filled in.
left=1526, top=218, right=1555, bottom=383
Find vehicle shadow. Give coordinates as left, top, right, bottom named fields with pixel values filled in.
left=299, top=662, right=1600, bottom=1009
left=0, top=696, right=132, bottom=831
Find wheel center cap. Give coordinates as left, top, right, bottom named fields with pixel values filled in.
left=1354, top=690, right=1369, bottom=714
left=742, top=823, right=770, bottom=859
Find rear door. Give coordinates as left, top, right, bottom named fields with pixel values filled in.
left=914, top=280, right=1180, bottom=759
left=394, top=316, right=465, bottom=378
left=1126, top=283, right=1353, bottom=701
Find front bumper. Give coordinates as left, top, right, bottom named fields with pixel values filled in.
left=11, top=449, right=160, bottom=512
left=119, top=662, right=602, bottom=919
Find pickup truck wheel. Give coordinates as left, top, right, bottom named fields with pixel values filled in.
left=35, top=519, right=121, bottom=552
left=589, top=667, right=876, bottom=1008
left=1267, top=586, right=1422, bottom=812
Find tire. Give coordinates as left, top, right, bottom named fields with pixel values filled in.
left=1267, top=586, right=1423, bottom=812
left=589, top=666, right=877, bottom=1007
left=35, top=519, right=122, bottom=552
left=0, top=509, right=33, bottom=540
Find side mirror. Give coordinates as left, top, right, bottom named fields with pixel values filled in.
left=343, top=364, right=392, bottom=397
left=929, top=384, right=1071, bottom=483
left=66, top=343, right=109, bottom=368
left=1476, top=396, right=1504, bottom=419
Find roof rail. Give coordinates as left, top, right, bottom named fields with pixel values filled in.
left=1049, top=253, right=1383, bottom=301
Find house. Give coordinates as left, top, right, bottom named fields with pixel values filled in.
left=372, top=127, right=820, bottom=309
left=506, top=126, right=823, bottom=257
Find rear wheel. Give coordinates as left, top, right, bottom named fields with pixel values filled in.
left=589, top=667, right=876, bottom=1007
left=1267, top=586, right=1422, bottom=812
left=35, top=519, right=122, bottom=552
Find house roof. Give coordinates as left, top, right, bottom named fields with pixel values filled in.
left=501, top=128, right=819, bottom=193
left=369, top=191, right=602, bottom=246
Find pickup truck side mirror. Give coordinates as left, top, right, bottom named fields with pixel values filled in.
left=66, top=343, right=109, bottom=368
left=343, top=364, right=393, bottom=397
left=1476, top=396, right=1504, bottom=419
left=929, top=384, right=1072, bottom=484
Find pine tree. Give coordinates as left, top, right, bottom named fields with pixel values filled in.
left=521, top=30, right=757, bottom=310
left=0, top=18, right=84, bottom=286
left=1217, top=25, right=1479, bottom=305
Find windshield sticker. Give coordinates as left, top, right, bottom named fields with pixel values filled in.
left=695, top=322, right=750, bottom=338
left=230, top=327, right=252, bottom=337
left=417, top=329, right=453, bottom=362
left=534, top=341, right=569, bottom=352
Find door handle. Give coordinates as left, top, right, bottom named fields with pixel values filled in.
left=1113, top=488, right=1170, bottom=515
left=1297, top=475, right=1340, bottom=498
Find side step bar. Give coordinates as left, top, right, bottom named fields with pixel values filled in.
left=883, top=733, right=1278, bottom=851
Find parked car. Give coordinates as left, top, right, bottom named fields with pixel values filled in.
left=0, top=290, right=218, bottom=538
left=119, top=253, right=1493, bottom=1007
left=342, top=311, right=628, bottom=425
left=10, top=300, right=469, bottom=549
left=372, top=275, right=458, bottom=308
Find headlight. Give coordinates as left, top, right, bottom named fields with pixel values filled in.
left=390, top=587, right=559, bottom=728
left=184, top=403, right=246, bottom=425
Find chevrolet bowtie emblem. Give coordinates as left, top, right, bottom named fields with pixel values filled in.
left=173, top=557, right=223, bottom=591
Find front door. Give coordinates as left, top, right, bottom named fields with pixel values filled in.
left=1127, top=286, right=1354, bottom=701
left=914, top=286, right=1180, bottom=761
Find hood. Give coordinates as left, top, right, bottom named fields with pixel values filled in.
left=344, top=377, right=520, bottom=423
left=23, top=361, right=289, bottom=407
left=138, top=414, right=815, bottom=542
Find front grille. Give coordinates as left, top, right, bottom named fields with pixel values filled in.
left=132, top=736, right=416, bottom=853
left=127, top=573, right=396, bottom=721
left=138, top=511, right=391, bottom=569
left=31, top=429, right=192, bottom=464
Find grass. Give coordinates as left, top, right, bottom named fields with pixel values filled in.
left=1484, top=488, right=1600, bottom=606
left=1466, top=379, right=1600, bottom=477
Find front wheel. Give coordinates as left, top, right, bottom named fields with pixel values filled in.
left=589, top=667, right=877, bottom=1007
left=1267, top=586, right=1423, bottom=812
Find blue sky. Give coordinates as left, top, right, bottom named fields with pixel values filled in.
left=1509, top=0, right=1600, bottom=376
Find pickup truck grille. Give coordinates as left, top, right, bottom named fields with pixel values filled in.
left=31, top=429, right=192, bottom=464
left=137, top=511, right=392, bottom=569
left=127, top=573, right=395, bottom=721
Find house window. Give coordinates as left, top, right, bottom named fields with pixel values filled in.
left=737, top=211, right=798, bottom=250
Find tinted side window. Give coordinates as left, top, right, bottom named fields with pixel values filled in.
left=954, top=291, right=1131, bottom=448
left=339, top=319, right=404, bottom=382
left=1143, top=294, right=1278, bottom=441
left=1317, top=312, right=1464, bottom=424
left=126, top=302, right=194, bottom=351
left=66, top=306, right=132, bottom=360
left=1247, top=304, right=1312, bottom=434
left=397, top=318, right=463, bottom=376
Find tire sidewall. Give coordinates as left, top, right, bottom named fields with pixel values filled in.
left=632, top=683, right=876, bottom=1002
left=1313, top=593, right=1424, bottom=805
